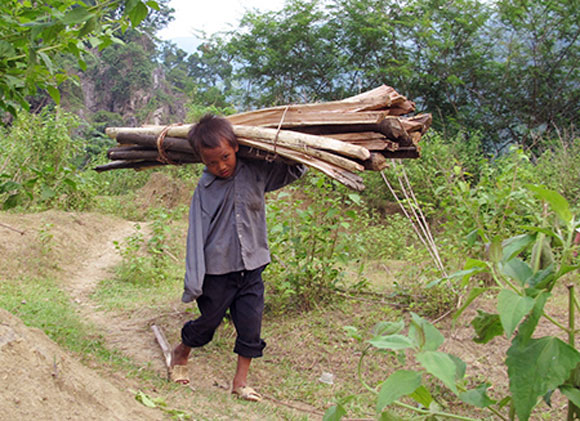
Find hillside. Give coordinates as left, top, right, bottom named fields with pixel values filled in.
left=0, top=207, right=574, bottom=420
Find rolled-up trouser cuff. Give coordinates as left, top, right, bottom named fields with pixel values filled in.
left=234, top=338, right=266, bottom=358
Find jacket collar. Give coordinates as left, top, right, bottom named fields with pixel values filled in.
left=201, top=158, right=243, bottom=188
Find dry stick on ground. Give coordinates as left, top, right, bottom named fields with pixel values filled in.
left=0, top=222, right=25, bottom=235
left=151, top=324, right=172, bottom=370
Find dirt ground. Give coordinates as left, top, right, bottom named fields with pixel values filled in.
left=0, top=209, right=575, bottom=420
left=0, top=210, right=319, bottom=420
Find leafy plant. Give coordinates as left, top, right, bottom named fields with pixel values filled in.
left=0, top=0, right=160, bottom=116
left=327, top=185, right=580, bottom=420
left=0, top=109, right=98, bottom=210
left=266, top=175, right=366, bottom=312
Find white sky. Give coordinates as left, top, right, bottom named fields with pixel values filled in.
left=157, top=0, right=287, bottom=39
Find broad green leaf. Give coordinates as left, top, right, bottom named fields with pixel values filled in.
left=128, top=2, right=149, bottom=27
left=527, top=265, right=554, bottom=289
left=497, top=289, right=534, bottom=338
left=377, top=370, right=422, bottom=412
left=556, top=264, right=580, bottom=279
left=125, top=0, right=140, bottom=12
left=416, top=351, right=459, bottom=395
left=459, top=383, right=496, bottom=408
left=502, top=234, right=535, bottom=262
left=527, top=185, right=572, bottom=223
left=135, top=390, right=157, bottom=408
left=46, top=85, right=60, bottom=104
left=373, top=320, right=405, bottom=336
left=443, top=266, right=486, bottom=288
left=368, top=334, right=414, bottom=351
left=409, top=313, right=444, bottom=351
left=409, top=385, right=433, bottom=407
left=521, top=225, right=563, bottom=244
left=326, top=207, right=338, bottom=218
left=499, top=259, right=532, bottom=286
left=347, top=193, right=361, bottom=205
left=507, top=336, right=580, bottom=421
left=516, top=292, right=549, bottom=344
left=79, top=16, right=98, bottom=37
left=77, top=58, right=87, bottom=72
left=471, top=310, right=503, bottom=344
left=0, top=40, right=16, bottom=57
left=465, top=228, right=480, bottom=246
left=62, top=6, right=92, bottom=25
left=449, top=354, right=467, bottom=381
left=146, top=0, right=160, bottom=11
left=453, top=287, right=487, bottom=321
left=40, top=184, right=56, bottom=200
left=531, top=237, right=554, bottom=272
left=323, top=404, right=346, bottom=421
left=37, top=52, right=54, bottom=74
left=464, top=258, right=488, bottom=270
left=560, top=386, right=580, bottom=408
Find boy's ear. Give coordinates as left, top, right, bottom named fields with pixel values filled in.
left=234, top=143, right=239, bottom=153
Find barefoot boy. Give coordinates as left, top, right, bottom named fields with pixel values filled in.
left=170, top=114, right=306, bottom=401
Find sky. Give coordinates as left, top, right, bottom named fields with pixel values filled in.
left=157, top=0, right=287, bottom=40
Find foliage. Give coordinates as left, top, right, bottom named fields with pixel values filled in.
left=0, top=108, right=99, bottom=210
left=265, top=174, right=366, bottom=313
left=0, top=0, right=161, bottom=117
left=328, top=185, right=580, bottom=420
left=113, top=207, right=183, bottom=286
left=193, top=0, right=579, bottom=151
left=487, top=0, right=580, bottom=151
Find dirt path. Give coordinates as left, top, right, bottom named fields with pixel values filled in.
left=0, top=212, right=163, bottom=421
left=62, top=220, right=170, bottom=373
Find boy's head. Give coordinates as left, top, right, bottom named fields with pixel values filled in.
left=188, top=114, right=239, bottom=179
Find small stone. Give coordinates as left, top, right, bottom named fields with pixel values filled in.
left=319, top=372, right=335, bottom=385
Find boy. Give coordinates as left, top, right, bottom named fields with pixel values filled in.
left=170, top=114, right=306, bottom=401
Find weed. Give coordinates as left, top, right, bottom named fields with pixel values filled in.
left=266, top=176, right=366, bottom=313
left=37, top=222, right=55, bottom=256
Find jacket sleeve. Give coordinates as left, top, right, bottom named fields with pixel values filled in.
left=264, top=162, right=307, bottom=192
left=182, top=189, right=207, bottom=302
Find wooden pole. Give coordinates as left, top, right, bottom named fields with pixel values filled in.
left=151, top=324, right=172, bottom=370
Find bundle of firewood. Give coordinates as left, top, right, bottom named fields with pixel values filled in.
left=97, top=85, right=431, bottom=191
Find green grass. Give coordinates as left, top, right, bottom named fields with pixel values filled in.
left=92, top=270, right=183, bottom=311
left=0, top=276, right=149, bottom=376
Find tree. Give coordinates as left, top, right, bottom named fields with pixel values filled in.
left=487, top=0, right=580, bottom=152
left=0, top=0, right=162, bottom=118
left=225, top=0, right=342, bottom=108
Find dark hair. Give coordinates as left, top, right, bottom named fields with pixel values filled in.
left=187, top=114, right=238, bottom=155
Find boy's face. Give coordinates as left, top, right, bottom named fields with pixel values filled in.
left=200, top=137, right=239, bottom=179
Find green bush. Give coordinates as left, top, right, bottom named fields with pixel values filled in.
left=265, top=174, right=366, bottom=313
left=0, top=108, right=99, bottom=210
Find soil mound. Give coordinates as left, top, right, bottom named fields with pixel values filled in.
left=137, top=172, right=192, bottom=209
left=0, top=308, right=160, bottom=421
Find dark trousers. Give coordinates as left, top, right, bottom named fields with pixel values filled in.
left=181, top=265, right=267, bottom=358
